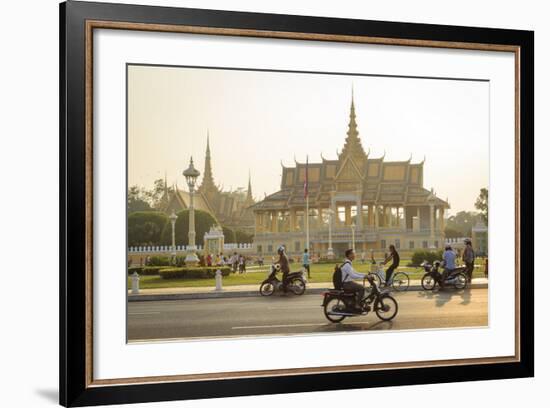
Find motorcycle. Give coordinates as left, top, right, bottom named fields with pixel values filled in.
left=420, top=260, right=468, bottom=290
left=321, top=276, right=398, bottom=323
left=259, top=264, right=307, bottom=296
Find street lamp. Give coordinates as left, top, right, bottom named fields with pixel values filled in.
left=169, top=211, right=178, bottom=265
left=183, top=157, right=201, bottom=265
left=326, top=208, right=334, bottom=259
left=351, top=222, right=356, bottom=252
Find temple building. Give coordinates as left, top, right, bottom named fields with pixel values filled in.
left=160, top=135, right=256, bottom=234
left=250, top=92, right=449, bottom=257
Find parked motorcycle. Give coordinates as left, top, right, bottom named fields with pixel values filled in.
left=420, top=260, right=468, bottom=290
left=321, top=276, right=398, bottom=323
left=259, top=264, right=307, bottom=296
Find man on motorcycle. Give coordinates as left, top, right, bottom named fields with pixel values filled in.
left=276, top=245, right=290, bottom=293
left=341, top=249, right=367, bottom=311
left=462, top=238, right=476, bottom=283
left=441, top=244, right=456, bottom=289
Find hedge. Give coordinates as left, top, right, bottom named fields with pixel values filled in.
left=408, top=250, right=444, bottom=267
left=159, top=266, right=232, bottom=280
left=127, top=266, right=171, bottom=276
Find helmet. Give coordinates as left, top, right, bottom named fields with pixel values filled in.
left=277, top=245, right=286, bottom=254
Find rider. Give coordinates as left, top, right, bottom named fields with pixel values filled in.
left=462, top=238, right=476, bottom=283
left=276, top=245, right=290, bottom=293
left=341, top=249, right=367, bottom=311
left=382, top=244, right=400, bottom=286
left=441, top=244, right=456, bottom=289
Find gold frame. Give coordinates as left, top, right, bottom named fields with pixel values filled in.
left=84, top=20, right=521, bottom=388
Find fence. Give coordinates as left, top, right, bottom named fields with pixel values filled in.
left=128, top=243, right=254, bottom=254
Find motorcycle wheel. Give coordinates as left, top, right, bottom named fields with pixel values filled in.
left=391, top=272, right=410, bottom=292
left=375, top=295, right=398, bottom=321
left=323, top=297, right=347, bottom=323
left=421, top=274, right=436, bottom=290
left=259, top=281, right=275, bottom=296
left=289, top=278, right=306, bottom=295
left=454, top=273, right=467, bottom=289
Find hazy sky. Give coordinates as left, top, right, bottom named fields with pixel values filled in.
left=128, top=65, right=489, bottom=214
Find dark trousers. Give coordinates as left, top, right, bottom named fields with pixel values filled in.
left=464, top=261, right=474, bottom=281
left=303, top=264, right=310, bottom=278
left=282, top=272, right=289, bottom=292
left=342, top=281, right=365, bottom=307
left=385, top=265, right=397, bottom=283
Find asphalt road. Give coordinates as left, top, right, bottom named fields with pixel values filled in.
left=127, top=288, right=488, bottom=342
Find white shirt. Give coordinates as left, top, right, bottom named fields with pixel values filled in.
left=341, top=259, right=366, bottom=282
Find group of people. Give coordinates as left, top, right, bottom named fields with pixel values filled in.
left=441, top=238, right=476, bottom=287
left=204, top=252, right=248, bottom=273
left=272, top=237, right=480, bottom=309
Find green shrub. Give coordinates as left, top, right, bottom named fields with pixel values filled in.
left=127, top=266, right=143, bottom=275
left=148, top=256, right=171, bottom=266
left=408, top=250, right=443, bottom=267
left=140, top=266, right=171, bottom=276
left=159, top=266, right=232, bottom=280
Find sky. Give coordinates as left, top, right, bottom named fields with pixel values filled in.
left=127, top=64, right=489, bottom=214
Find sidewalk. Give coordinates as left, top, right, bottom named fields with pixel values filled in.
left=128, top=278, right=489, bottom=302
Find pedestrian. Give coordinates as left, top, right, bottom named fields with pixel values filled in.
left=206, top=253, right=212, bottom=267
left=231, top=252, right=238, bottom=272
left=238, top=254, right=245, bottom=274
left=302, top=248, right=311, bottom=279
left=462, top=238, right=476, bottom=283
left=361, top=251, right=366, bottom=264
left=484, top=257, right=489, bottom=278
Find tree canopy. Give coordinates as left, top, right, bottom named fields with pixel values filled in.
left=128, top=211, right=168, bottom=246
left=161, top=209, right=217, bottom=246
left=475, top=188, right=488, bottom=225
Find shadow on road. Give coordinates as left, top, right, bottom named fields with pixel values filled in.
left=417, top=288, right=470, bottom=307
left=314, top=319, right=394, bottom=333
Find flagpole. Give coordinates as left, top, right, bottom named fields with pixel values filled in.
left=305, top=156, right=310, bottom=253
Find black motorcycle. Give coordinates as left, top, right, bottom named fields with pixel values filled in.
left=259, top=264, right=306, bottom=296
left=420, top=260, right=468, bottom=290
left=321, top=276, right=398, bottom=323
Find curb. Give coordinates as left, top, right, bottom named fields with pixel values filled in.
left=128, top=283, right=488, bottom=302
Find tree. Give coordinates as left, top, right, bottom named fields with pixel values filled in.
left=235, top=229, right=253, bottom=244
left=160, top=209, right=217, bottom=246
left=128, top=211, right=168, bottom=246
left=445, top=211, right=478, bottom=237
left=128, top=185, right=152, bottom=213
left=222, top=226, right=236, bottom=244
left=475, top=188, right=489, bottom=225
left=444, top=227, right=463, bottom=238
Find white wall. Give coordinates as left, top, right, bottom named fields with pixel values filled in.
left=0, top=1, right=546, bottom=407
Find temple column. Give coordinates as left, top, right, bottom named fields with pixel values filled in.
left=374, top=204, right=379, bottom=229
left=429, top=204, right=435, bottom=242
left=439, top=207, right=445, bottom=233
left=271, top=211, right=278, bottom=233
left=290, top=209, right=296, bottom=232
left=330, top=193, right=337, bottom=229
left=255, top=213, right=261, bottom=234
left=345, top=205, right=352, bottom=226
left=356, top=192, right=363, bottom=228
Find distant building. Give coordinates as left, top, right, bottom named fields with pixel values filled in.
left=160, top=135, right=256, bottom=234
left=471, top=220, right=488, bottom=256
left=250, top=91, right=450, bottom=257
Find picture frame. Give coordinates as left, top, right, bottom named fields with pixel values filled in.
left=60, top=1, right=534, bottom=406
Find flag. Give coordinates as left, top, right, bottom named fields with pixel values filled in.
left=303, top=156, right=309, bottom=199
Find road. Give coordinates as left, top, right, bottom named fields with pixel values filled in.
left=127, top=288, right=488, bottom=342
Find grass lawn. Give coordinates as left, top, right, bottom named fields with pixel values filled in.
left=128, top=262, right=487, bottom=290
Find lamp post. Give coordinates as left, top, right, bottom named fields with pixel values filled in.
left=327, top=208, right=334, bottom=259
left=351, top=222, right=356, bottom=252
left=169, top=211, right=178, bottom=265
left=183, top=157, right=200, bottom=265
